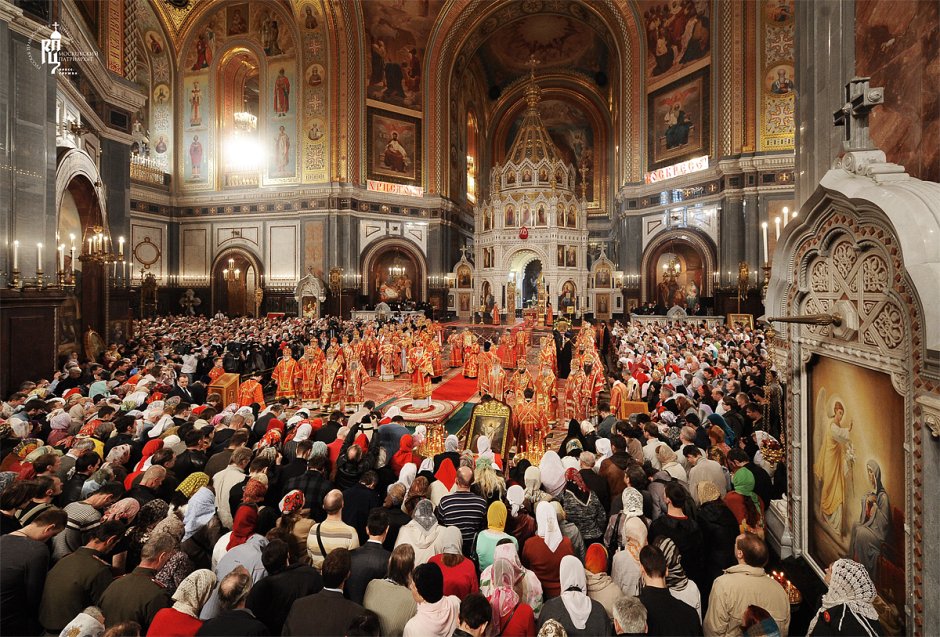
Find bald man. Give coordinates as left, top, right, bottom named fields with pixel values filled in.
left=306, top=489, right=359, bottom=569
left=434, top=467, right=487, bottom=557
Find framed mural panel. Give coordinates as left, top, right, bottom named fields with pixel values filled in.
left=464, top=399, right=512, bottom=459
left=638, top=0, right=711, bottom=91
left=368, top=108, right=421, bottom=184
left=596, top=293, right=610, bottom=319
left=807, top=356, right=906, bottom=618
left=647, top=69, right=709, bottom=170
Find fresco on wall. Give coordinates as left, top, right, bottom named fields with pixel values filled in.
left=297, top=2, right=328, bottom=183
left=134, top=0, right=173, bottom=172
left=183, top=71, right=209, bottom=184
left=477, top=15, right=608, bottom=87
left=267, top=61, right=297, bottom=180
left=249, top=5, right=295, bottom=57
left=363, top=0, right=445, bottom=111
left=505, top=98, right=596, bottom=203
left=809, top=356, right=906, bottom=631
left=368, top=109, right=421, bottom=183
left=759, top=0, right=795, bottom=150
left=226, top=3, right=249, bottom=36
left=647, top=70, right=708, bottom=170
left=639, top=0, right=711, bottom=90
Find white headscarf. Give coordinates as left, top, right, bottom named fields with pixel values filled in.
left=538, top=451, right=566, bottom=497
left=535, top=500, right=563, bottom=552
left=506, top=485, right=525, bottom=517
left=396, top=462, right=417, bottom=491
left=559, top=554, right=593, bottom=629
left=419, top=457, right=435, bottom=474
left=384, top=405, right=402, bottom=420
left=293, top=422, right=313, bottom=442
left=621, top=487, right=644, bottom=518
left=413, top=425, right=427, bottom=446
left=476, top=435, right=501, bottom=470
left=445, top=435, right=460, bottom=453
left=594, top=438, right=612, bottom=467
left=807, top=559, right=881, bottom=636
left=172, top=569, right=218, bottom=618
left=58, top=611, right=105, bottom=637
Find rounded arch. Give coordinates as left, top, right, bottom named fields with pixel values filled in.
left=424, top=0, right=644, bottom=195
left=211, top=246, right=265, bottom=316
left=640, top=228, right=717, bottom=303
left=56, top=148, right=107, bottom=231
left=359, top=237, right=428, bottom=302
left=503, top=246, right=548, bottom=273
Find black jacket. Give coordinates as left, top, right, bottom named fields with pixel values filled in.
left=196, top=608, right=269, bottom=636
left=313, top=421, right=341, bottom=444
left=647, top=513, right=706, bottom=589
left=382, top=505, right=411, bottom=551
left=334, top=424, right=380, bottom=491
left=284, top=469, right=333, bottom=522
left=346, top=541, right=391, bottom=604
left=245, top=563, right=322, bottom=635
left=173, top=449, right=208, bottom=481
left=282, top=589, right=365, bottom=637
left=638, top=586, right=702, bottom=636
left=341, top=484, right=382, bottom=545
left=695, top=501, right=739, bottom=581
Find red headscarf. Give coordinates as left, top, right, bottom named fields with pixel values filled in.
left=434, top=458, right=458, bottom=491
left=585, top=543, right=608, bottom=574
left=564, top=467, right=589, bottom=495
left=265, top=418, right=284, bottom=434
left=228, top=505, right=258, bottom=550
left=391, top=434, right=416, bottom=473
left=132, top=439, right=164, bottom=474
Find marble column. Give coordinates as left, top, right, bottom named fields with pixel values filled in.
left=720, top=196, right=745, bottom=278
left=743, top=194, right=760, bottom=270
left=795, top=0, right=856, bottom=209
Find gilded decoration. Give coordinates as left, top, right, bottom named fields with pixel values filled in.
left=758, top=0, right=795, bottom=150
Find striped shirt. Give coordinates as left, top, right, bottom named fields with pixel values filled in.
left=306, top=518, right=360, bottom=569
left=435, top=491, right=487, bottom=555
left=51, top=502, right=101, bottom=562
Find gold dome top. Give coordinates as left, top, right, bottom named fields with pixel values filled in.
left=504, top=63, right=562, bottom=166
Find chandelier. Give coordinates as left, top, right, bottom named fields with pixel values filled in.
left=388, top=252, right=406, bottom=278
left=222, top=258, right=241, bottom=282
left=79, top=225, right=119, bottom=265
left=662, top=254, right=681, bottom=282
left=233, top=109, right=257, bottom=132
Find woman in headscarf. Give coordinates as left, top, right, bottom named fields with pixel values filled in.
left=148, top=569, right=218, bottom=636
left=561, top=468, right=607, bottom=546
left=484, top=556, right=538, bottom=637
left=428, top=525, right=478, bottom=598
left=403, top=475, right=431, bottom=516
left=707, top=413, right=736, bottom=447
left=522, top=501, right=575, bottom=598
left=537, top=451, right=567, bottom=498
left=274, top=489, right=310, bottom=562
left=394, top=498, right=447, bottom=565
left=559, top=420, right=586, bottom=459
left=694, top=481, right=739, bottom=591
left=653, top=536, right=701, bottom=620
left=610, top=488, right=647, bottom=596
left=583, top=544, right=625, bottom=620
left=593, top=439, right=613, bottom=471
left=391, top=434, right=421, bottom=474
left=656, top=445, right=688, bottom=482
left=212, top=505, right=258, bottom=570
left=537, top=554, right=612, bottom=636
left=169, top=471, right=210, bottom=514
left=472, top=457, right=506, bottom=505
left=47, top=411, right=72, bottom=446
left=725, top=466, right=765, bottom=536
left=148, top=512, right=193, bottom=591
left=58, top=607, right=106, bottom=637
left=506, top=484, right=536, bottom=547
left=433, top=435, right=461, bottom=473
left=182, top=486, right=215, bottom=542
left=124, top=499, right=171, bottom=572
left=808, top=558, right=883, bottom=636
left=523, top=466, right=552, bottom=510
left=708, top=425, right=732, bottom=460
left=103, top=497, right=141, bottom=524
left=481, top=541, right=544, bottom=617
left=396, top=462, right=418, bottom=492
left=475, top=435, right=502, bottom=471
left=474, top=500, right=518, bottom=571
left=849, top=459, right=891, bottom=576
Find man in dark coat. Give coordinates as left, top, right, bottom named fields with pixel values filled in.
left=98, top=533, right=174, bottom=631
left=245, top=540, right=321, bottom=635
left=341, top=471, right=383, bottom=545
left=284, top=454, right=332, bottom=522
left=345, top=509, right=391, bottom=604
left=282, top=548, right=365, bottom=636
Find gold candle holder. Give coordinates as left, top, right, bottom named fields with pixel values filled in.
left=7, top=268, right=21, bottom=289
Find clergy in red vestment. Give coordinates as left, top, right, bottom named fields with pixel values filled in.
left=448, top=330, right=463, bottom=367
left=298, top=345, right=325, bottom=404
left=463, top=336, right=480, bottom=379
left=237, top=371, right=265, bottom=409
left=513, top=389, right=546, bottom=452
left=272, top=347, right=300, bottom=400
left=498, top=330, right=517, bottom=369
left=407, top=341, right=434, bottom=408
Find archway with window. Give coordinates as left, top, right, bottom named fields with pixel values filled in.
left=211, top=248, right=263, bottom=316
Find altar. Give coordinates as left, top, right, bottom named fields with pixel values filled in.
left=350, top=309, right=426, bottom=323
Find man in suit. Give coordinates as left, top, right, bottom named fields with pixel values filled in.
left=246, top=539, right=322, bottom=635
left=282, top=548, right=365, bottom=636
left=346, top=509, right=391, bottom=604
left=166, top=373, right=195, bottom=403
left=342, top=471, right=383, bottom=545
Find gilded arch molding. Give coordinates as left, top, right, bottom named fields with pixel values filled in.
left=639, top=227, right=717, bottom=301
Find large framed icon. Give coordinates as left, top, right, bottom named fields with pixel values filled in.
left=463, top=399, right=512, bottom=459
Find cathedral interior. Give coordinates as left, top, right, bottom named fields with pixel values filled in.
left=0, top=0, right=939, bottom=634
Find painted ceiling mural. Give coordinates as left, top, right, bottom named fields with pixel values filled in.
left=363, top=0, right=446, bottom=113
left=476, top=15, right=609, bottom=87
left=638, top=0, right=711, bottom=91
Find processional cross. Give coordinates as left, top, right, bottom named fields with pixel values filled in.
left=832, top=77, right=884, bottom=152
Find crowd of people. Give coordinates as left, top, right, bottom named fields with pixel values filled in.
left=0, top=312, right=887, bottom=637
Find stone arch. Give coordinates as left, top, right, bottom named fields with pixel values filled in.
left=359, top=237, right=428, bottom=302
left=640, top=228, right=717, bottom=302
left=55, top=148, right=107, bottom=232
left=211, top=246, right=265, bottom=316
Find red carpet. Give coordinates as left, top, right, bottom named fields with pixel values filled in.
left=433, top=373, right=478, bottom=402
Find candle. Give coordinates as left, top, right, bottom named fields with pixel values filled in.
left=774, top=217, right=781, bottom=240
left=13, top=240, right=19, bottom=270
left=58, top=244, right=65, bottom=271
left=782, top=206, right=789, bottom=226
left=88, top=237, right=93, bottom=253
left=118, top=236, right=124, bottom=257
left=761, top=222, right=769, bottom=264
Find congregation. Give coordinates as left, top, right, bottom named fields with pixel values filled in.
left=0, top=314, right=886, bottom=637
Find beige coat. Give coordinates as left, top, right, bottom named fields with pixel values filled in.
left=703, top=564, right=791, bottom=637
left=585, top=570, right=625, bottom=620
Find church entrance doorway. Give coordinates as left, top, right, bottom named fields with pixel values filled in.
left=212, top=249, right=262, bottom=316
left=642, top=236, right=708, bottom=312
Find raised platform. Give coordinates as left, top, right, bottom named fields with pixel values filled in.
left=350, top=309, right=426, bottom=322
left=384, top=397, right=461, bottom=427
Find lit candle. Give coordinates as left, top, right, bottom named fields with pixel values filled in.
left=58, top=244, right=65, bottom=271
left=36, top=243, right=42, bottom=270
left=761, top=222, right=769, bottom=263
left=791, top=210, right=798, bottom=220
left=774, top=217, right=781, bottom=240
left=782, top=206, right=789, bottom=226
left=12, top=240, right=19, bottom=270
left=88, top=237, right=93, bottom=253
left=118, top=236, right=125, bottom=257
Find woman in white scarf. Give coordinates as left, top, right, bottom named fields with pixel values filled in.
left=611, top=488, right=648, bottom=596
left=476, top=435, right=500, bottom=470
left=155, top=568, right=217, bottom=627
left=593, top=438, right=613, bottom=471
left=808, top=558, right=883, bottom=636
left=58, top=608, right=105, bottom=637
left=535, top=500, right=563, bottom=552
left=396, top=462, right=417, bottom=491
left=523, top=466, right=551, bottom=507
left=537, top=555, right=609, bottom=635
left=538, top=451, right=566, bottom=497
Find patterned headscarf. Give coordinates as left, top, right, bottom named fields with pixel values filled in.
left=538, top=619, right=568, bottom=637
left=412, top=498, right=437, bottom=532
left=103, top=497, right=141, bottom=523
left=697, top=480, right=722, bottom=504
left=152, top=512, right=185, bottom=542
left=487, top=558, right=521, bottom=635
left=655, top=536, right=689, bottom=591
left=279, top=489, right=305, bottom=514
left=171, top=569, right=217, bottom=618
left=258, top=428, right=282, bottom=449
left=807, top=558, right=881, bottom=636
left=564, top=467, right=589, bottom=496
left=176, top=472, right=210, bottom=498
left=621, top=487, right=644, bottom=518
